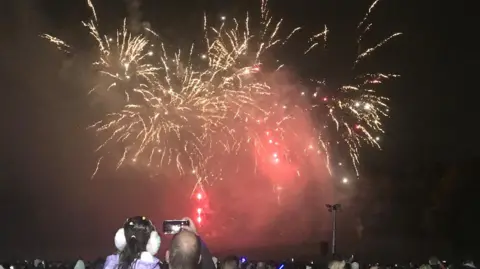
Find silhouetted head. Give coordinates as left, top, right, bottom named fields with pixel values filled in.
left=222, top=256, right=239, bottom=269
left=166, top=230, right=201, bottom=269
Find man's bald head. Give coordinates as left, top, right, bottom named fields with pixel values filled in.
left=168, top=230, right=201, bottom=269
left=221, top=256, right=239, bottom=269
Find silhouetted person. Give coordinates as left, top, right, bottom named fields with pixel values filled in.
left=460, top=260, right=476, bottom=269
left=429, top=257, right=442, bottom=269
left=167, top=230, right=201, bottom=269
left=221, top=257, right=238, bottom=269
left=165, top=217, right=215, bottom=269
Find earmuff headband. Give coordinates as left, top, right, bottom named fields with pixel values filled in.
left=114, top=217, right=161, bottom=255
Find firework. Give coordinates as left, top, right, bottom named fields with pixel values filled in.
left=43, top=0, right=300, bottom=182
left=304, top=0, right=402, bottom=176
left=43, top=0, right=400, bottom=183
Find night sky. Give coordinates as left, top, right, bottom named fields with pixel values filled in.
left=0, top=0, right=477, bottom=262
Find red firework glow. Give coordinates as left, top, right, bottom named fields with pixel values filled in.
left=41, top=0, right=401, bottom=256
left=194, top=191, right=207, bottom=225
left=44, top=0, right=400, bottom=191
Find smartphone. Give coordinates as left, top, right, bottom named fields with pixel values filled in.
left=163, top=220, right=189, bottom=234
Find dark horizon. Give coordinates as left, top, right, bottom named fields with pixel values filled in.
left=0, top=0, right=477, bottom=261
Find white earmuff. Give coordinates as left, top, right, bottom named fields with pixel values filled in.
left=114, top=228, right=127, bottom=251
left=115, top=223, right=161, bottom=255
left=146, top=230, right=161, bottom=255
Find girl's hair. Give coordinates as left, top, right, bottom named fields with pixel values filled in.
left=118, top=216, right=156, bottom=269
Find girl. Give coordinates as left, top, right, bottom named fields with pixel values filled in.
left=104, top=216, right=161, bottom=269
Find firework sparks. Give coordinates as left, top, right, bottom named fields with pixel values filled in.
left=43, top=0, right=302, bottom=182
left=43, top=0, right=400, bottom=183
left=306, top=0, right=402, bottom=175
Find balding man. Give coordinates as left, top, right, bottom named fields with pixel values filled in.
left=166, top=217, right=216, bottom=269
left=221, top=256, right=238, bottom=269
left=167, top=230, right=202, bottom=269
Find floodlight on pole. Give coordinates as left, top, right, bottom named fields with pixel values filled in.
left=326, top=203, right=341, bottom=255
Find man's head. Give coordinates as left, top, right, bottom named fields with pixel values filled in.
left=429, top=257, right=439, bottom=266
left=166, top=230, right=201, bottom=269
left=221, top=256, right=239, bottom=269
left=256, top=262, right=266, bottom=269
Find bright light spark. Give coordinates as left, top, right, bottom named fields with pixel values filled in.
left=43, top=0, right=400, bottom=183
left=306, top=0, right=401, bottom=175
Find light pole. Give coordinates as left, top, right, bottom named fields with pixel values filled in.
left=326, top=203, right=341, bottom=255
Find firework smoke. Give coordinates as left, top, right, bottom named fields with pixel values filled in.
left=124, top=0, right=145, bottom=34
left=42, top=0, right=401, bottom=187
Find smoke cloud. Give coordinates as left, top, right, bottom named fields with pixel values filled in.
left=124, top=0, right=145, bottom=34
